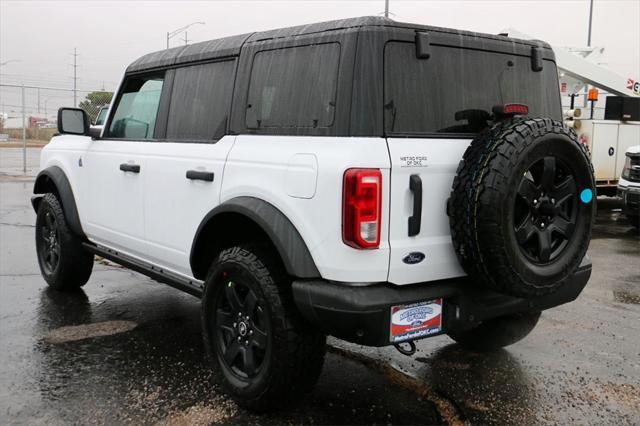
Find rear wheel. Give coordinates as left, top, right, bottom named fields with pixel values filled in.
left=448, top=311, right=541, bottom=351
left=201, top=245, right=326, bottom=412
left=35, top=193, right=94, bottom=290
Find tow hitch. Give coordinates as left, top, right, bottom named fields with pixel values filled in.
left=393, top=340, right=416, bottom=356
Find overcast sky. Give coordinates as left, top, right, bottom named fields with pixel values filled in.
left=1, top=0, right=638, bottom=117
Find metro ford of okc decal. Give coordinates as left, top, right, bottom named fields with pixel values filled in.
left=390, top=299, right=443, bottom=343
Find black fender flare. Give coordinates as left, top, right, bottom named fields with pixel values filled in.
left=190, top=197, right=320, bottom=279
left=32, top=166, right=85, bottom=238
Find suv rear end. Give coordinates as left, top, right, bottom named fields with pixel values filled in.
left=292, top=22, right=592, bottom=346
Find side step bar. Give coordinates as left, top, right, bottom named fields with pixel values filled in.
left=82, top=242, right=204, bottom=298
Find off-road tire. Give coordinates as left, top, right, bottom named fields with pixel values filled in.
left=35, top=193, right=94, bottom=290
left=201, top=245, right=326, bottom=412
left=449, top=118, right=595, bottom=298
left=448, top=311, right=541, bottom=351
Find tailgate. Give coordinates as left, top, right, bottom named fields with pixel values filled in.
left=386, top=137, right=470, bottom=284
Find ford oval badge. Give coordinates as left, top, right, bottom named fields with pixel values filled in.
left=402, top=252, right=425, bottom=265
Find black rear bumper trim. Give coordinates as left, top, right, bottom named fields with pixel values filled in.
left=292, top=257, right=592, bottom=347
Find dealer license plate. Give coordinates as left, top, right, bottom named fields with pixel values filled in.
left=390, top=299, right=443, bottom=343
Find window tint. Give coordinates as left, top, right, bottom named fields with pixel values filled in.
left=166, top=60, right=235, bottom=141
left=384, top=42, right=561, bottom=135
left=246, top=43, right=340, bottom=129
left=108, top=75, right=164, bottom=139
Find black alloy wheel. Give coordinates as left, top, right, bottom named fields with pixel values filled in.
left=514, top=156, right=578, bottom=264
left=35, top=193, right=94, bottom=290
left=38, top=209, right=61, bottom=274
left=202, top=245, right=326, bottom=411
left=215, top=278, right=270, bottom=379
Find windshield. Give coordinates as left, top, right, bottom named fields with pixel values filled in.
left=383, top=42, right=562, bottom=135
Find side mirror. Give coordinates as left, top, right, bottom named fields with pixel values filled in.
left=57, top=108, right=89, bottom=135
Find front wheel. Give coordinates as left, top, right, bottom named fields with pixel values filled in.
left=447, top=311, right=541, bottom=351
left=35, top=193, right=94, bottom=290
left=201, top=245, right=326, bottom=412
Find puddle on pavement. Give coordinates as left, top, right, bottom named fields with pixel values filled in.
left=612, top=276, right=640, bottom=305
left=613, top=289, right=640, bottom=305
left=44, top=320, right=138, bottom=344
left=154, top=399, right=237, bottom=426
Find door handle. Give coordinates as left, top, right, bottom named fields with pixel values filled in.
left=119, top=163, right=140, bottom=173
left=408, top=174, right=422, bottom=236
left=186, top=170, right=214, bottom=182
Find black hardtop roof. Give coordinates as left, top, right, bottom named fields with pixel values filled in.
left=127, top=16, right=551, bottom=73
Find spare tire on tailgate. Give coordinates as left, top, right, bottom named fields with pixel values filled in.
left=449, top=117, right=595, bottom=298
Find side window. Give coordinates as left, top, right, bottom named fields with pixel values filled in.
left=246, top=43, right=340, bottom=130
left=166, top=60, right=235, bottom=141
left=108, top=74, right=164, bottom=139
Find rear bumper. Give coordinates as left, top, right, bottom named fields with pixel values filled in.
left=617, top=183, right=640, bottom=215
left=292, top=257, right=592, bottom=347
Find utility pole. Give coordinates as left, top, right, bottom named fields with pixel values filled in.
left=587, top=0, right=594, bottom=46
left=71, top=48, right=79, bottom=107
left=37, top=88, right=40, bottom=114
left=384, top=0, right=389, bottom=18
left=21, top=84, right=26, bottom=173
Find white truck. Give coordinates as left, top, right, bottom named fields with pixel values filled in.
left=33, top=17, right=595, bottom=411
left=504, top=28, right=640, bottom=196
left=572, top=117, right=640, bottom=194
left=618, top=145, right=640, bottom=228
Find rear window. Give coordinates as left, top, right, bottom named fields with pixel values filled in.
left=166, top=60, right=235, bottom=141
left=384, top=42, right=561, bottom=135
left=245, top=43, right=340, bottom=130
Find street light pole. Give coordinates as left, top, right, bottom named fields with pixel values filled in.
left=587, top=0, right=594, bottom=46
left=166, top=22, right=205, bottom=49
left=384, top=0, right=389, bottom=18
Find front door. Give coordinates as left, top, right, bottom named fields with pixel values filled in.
left=83, top=73, right=165, bottom=258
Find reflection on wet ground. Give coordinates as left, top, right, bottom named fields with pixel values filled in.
left=1, top=175, right=639, bottom=424
left=3, top=270, right=440, bottom=425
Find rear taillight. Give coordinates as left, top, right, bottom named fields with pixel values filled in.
left=343, top=168, right=382, bottom=249
left=503, top=103, right=529, bottom=115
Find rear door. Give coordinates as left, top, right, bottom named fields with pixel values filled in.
left=383, top=40, right=562, bottom=285
left=141, top=60, right=237, bottom=276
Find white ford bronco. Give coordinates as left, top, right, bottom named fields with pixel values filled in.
left=33, top=17, right=595, bottom=410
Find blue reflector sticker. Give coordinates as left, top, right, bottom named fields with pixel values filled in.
left=580, top=188, right=593, bottom=203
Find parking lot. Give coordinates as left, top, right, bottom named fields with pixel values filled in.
left=1, top=147, right=639, bottom=425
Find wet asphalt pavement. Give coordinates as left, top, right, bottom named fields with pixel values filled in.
left=1, top=148, right=639, bottom=425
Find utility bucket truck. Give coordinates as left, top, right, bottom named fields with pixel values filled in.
left=504, top=29, right=640, bottom=196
